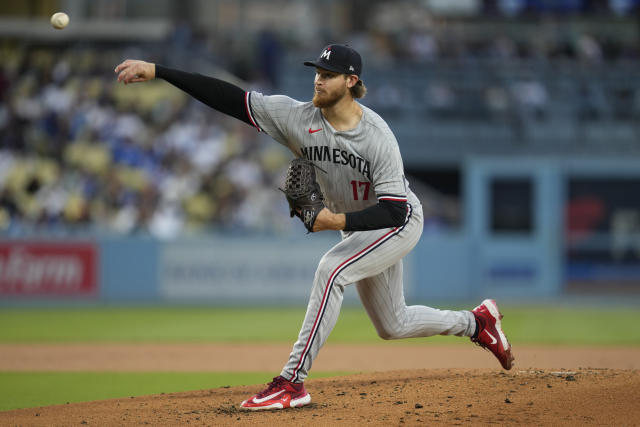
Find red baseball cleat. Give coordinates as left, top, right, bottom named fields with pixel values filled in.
left=240, top=376, right=311, bottom=411
left=471, top=299, right=515, bottom=370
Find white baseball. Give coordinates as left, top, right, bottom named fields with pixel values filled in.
left=51, top=12, right=69, bottom=30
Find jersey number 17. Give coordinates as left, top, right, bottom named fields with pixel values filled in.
left=350, top=180, right=370, bottom=200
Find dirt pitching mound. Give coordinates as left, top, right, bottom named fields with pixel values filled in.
left=2, top=368, right=638, bottom=426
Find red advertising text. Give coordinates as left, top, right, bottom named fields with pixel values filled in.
left=0, top=242, right=98, bottom=296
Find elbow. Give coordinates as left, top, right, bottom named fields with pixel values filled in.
left=388, top=201, right=407, bottom=227
left=390, top=214, right=406, bottom=227
left=392, top=218, right=405, bottom=228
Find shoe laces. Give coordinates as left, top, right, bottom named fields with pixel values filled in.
left=255, top=376, right=288, bottom=398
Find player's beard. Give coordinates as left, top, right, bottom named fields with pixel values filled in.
left=312, top=85, right=348, bottom=108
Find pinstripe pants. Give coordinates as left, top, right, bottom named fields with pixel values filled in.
left=281, top=203, right=476, bottom=383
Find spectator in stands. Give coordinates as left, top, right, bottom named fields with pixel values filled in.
left=0, top=44, right=291, bottom=237
left=1, top=17, right=638, bottom=236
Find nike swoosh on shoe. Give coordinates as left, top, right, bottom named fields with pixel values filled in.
left=484, top=330, right=498, bottom=345
left=252, top=390, right=285, bottom=404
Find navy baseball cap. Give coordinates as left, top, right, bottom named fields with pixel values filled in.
left=304, top=44, right=362, bottom=77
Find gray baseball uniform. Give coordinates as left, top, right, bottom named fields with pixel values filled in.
left=248, top=92, right=476, bottom=383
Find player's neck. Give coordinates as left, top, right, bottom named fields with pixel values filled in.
left=321, top=97, right=362, bottom=132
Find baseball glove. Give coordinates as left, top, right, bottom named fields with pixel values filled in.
left=280, top=158, right=325, bottom=232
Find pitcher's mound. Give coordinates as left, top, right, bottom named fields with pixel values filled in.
left=2, top=368, right=638, bottom=426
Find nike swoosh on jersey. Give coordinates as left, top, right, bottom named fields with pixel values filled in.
left=252, top=390, right=285, bottom=404
left=484, top=330, right=498, bottom=345
left=308, top=128, right=322, bottom=134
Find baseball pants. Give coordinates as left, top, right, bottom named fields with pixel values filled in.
left=281, top=203, right=476, bottom=383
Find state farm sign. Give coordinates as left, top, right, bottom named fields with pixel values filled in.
left=0, top=242, right=97, bottom=296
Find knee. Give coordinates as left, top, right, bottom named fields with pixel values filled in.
left=376, top=325, right=402, bottom=340
left=378, top=330, right=394, bottom=340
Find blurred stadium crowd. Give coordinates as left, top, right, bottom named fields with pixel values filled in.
left=0, top=0, right=639, bottom=237
left=0, top=45, right=295, bottom=238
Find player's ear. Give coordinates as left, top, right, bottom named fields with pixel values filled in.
left=345, top=74, right=358, bottom=89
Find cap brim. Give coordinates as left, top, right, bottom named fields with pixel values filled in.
left=303, top=61, right=347, bottom=74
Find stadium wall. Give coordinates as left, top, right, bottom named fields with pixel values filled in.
left=3, top=157, right=640, bottom=306
left=0, top=232, right=554, bottom=306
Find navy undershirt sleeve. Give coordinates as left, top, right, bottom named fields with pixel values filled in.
left=344, top=200, right=407, bottom=231
left=155, top=64, right=252, bottom=126
left=156, top=64, right=407, bottom=232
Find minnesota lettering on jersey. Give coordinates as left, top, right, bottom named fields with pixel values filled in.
left=300, top=145, right=371, bottom=180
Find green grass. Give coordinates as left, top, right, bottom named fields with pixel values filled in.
left=0, top=305, right=638, bottom=411
left=501, top=306, right=640, bottom=346
left=0, top=371, right=347, bottom=412
left=0, top=305, right=639, bottom=346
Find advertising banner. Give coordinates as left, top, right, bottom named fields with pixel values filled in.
left=0, top=242, right=98, bottom=296
left=160, top=235, right=415, bottom=304
left=161, top=236, right=343, bottom=303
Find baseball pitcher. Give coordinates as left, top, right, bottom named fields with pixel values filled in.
left=115, top=43, right=514, bottom=411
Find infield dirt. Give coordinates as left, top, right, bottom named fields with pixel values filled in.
left=1, top=344, right=639, bottom=426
